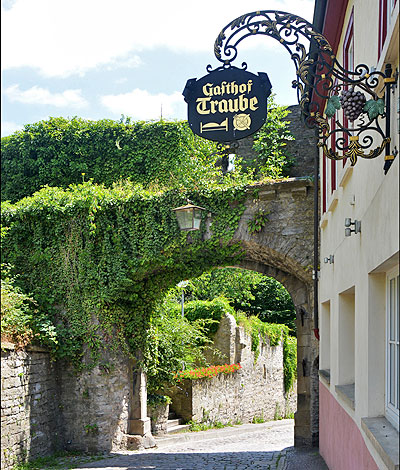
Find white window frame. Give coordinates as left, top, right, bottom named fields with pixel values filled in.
left=386, top=266, right=399, bottom=431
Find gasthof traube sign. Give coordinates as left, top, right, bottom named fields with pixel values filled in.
left=183, top=66, right=272, bottom=143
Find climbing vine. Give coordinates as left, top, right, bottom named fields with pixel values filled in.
left=1, top=111, right=295, bottom=371
left=1, top=179, right=248, bottom=369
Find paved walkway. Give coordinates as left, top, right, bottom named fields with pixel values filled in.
left=73, top=419, right=328, bottom=470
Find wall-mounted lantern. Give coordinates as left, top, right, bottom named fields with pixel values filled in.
left=345, top=218, right=361, bottom=237
left=172, top=202, right=206, bottom=231
left=324, top=255, right=334, bottom=264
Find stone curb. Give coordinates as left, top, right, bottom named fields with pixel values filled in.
left=153, top=419, right=294, bottom=449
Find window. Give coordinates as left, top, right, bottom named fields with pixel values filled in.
left=322, top=155, right=327, bottom=213
left=386, top=267, right=399, bottom=431
left=330, top=110, right=337, bottom=192
left=379, top=0, right=397, bottom=57
left=342, top=9, right=354, bottom=167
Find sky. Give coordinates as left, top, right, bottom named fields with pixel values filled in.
left=1, top=0, right=315, bottom=137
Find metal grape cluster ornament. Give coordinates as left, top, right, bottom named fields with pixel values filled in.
left=183, top=10, right=397, bottom=168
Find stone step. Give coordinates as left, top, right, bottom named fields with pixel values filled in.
left=168, top=412, right=177, bottom=420
left=167, top=418, right=181, bottom=428
left=166, top=423, right=191, bottom=434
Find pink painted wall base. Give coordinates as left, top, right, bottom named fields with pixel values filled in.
left=319, top=382, right=378, bottom=470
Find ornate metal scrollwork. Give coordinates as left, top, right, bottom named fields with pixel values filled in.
left=213, top=10, right=396, bottom=165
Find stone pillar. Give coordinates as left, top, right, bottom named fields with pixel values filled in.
left=127, top=357, right=155, bottom=449
left=294, top=302, right=319, bottom=447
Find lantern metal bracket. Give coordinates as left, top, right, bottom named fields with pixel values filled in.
left=212, top=10, right=396, bottom=165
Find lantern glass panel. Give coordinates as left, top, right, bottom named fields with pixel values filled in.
left=176, top=208, right=194, bottom=231
left=193, top=208, right=202, bottom=230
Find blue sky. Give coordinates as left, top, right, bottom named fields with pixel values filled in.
left=1, top=0, right=315, bottom=137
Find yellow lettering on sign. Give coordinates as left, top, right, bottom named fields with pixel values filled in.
left=218, top=99, right=229, bottom=113
left=196, top=97, right=211, bottom=114
left=249, top=97, right=258, bottom=110
left=202, top=83, right=213, bottom=96
left=196, top=95, right=259, bottom=115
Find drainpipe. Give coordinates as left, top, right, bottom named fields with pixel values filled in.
left=313, top=136, right=320, bottom=341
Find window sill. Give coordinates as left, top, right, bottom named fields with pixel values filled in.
left=327, top=188, right=341, bottom=213
left=319, top=369, right=331, bottom=385
left=335, top=383, right=355, bottom=410
left=339, top=164, right=353, bottom=188
left=320, top=211, right=329, bottom=229
left=361, top=417, right=399, bottom=470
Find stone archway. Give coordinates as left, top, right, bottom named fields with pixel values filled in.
left=231, top=177, right=318, bottom=447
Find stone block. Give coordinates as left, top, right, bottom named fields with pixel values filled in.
left=126, top=433, right=156, bottom=450
left=128, top=417, right=151, bottom=436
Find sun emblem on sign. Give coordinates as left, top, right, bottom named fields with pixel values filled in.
left=233, top=113, right=251, bottom=131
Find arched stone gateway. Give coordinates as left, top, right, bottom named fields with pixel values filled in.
left=233, top=177, right=318, bottom=447
left=127, top=177, right=318, bottom=449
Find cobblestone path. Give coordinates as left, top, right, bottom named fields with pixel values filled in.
left=74, top=419, right=327, bottom=470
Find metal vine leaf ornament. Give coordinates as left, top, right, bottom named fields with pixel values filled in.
left=213, top=10, right=395, bottom=165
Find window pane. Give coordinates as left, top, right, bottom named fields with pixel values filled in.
left=390, top=278, right=395, bottom=340
left=397, top=343, right=399, bottom=409
left=390, top=343, right=395, bottom=405
left=397, top=276, right=399, bottom=342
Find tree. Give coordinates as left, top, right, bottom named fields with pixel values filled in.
left=251, top=95, right=295, bottom=179
left=183, top=267, right=296, bottom=334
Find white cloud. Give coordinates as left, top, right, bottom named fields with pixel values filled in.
left=5, top=85, right=88, bottom=108
left=1, top=0, right=314, bottom=77
left=106, top=55, right=143, bottom=71
left=101, top=89, right=185, bottom=120
left=1, top=120, right=23, bottom=137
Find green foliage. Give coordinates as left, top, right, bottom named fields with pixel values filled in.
left=185, top=268, right=262, bottom=312
left=1, top=117, right=220, bottom=203
left=1, top=108, right=295, bottom=372
left=233, top=311, right=296, bottom=393
left=1, top=264, right=58, bottom=349
left=11, top=451, right=105, bottom=470
left=252, top=414, right=265, bottom=424
left=187, top=419, right=233, bottom=432
left=183, top=297, right=235, bottom=336
left=147, top=394, right=172, bottom=406
left=251, top=95, right=294, bottom=179
left=183, top=267, right=296, bottom=333
left=245, top=276, right=296, bottom=334
left=247, top=209, right=270, bottom=234
left=145, top=302, right=211, bottom=394
left=283, top=335, right=297, bottom=393
left=1, top=179, right=248, bottom=369
left=84, top=423, right=99, bottom=434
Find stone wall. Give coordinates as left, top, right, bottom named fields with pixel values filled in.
left=57, top=353, right=132, bottom=453
left=1, top=344, right=134, bottom=469
left=236, top=104, right=317, bottom=178
left=166, top=313, right=296, bottom=425
left=1, top=344, right=61, bottom=470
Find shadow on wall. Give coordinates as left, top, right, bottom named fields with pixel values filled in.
left=1, top=345, right=132, bottom=469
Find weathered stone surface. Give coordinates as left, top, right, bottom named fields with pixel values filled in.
left=166, top=313, right=297, bottom=426
left=236, top=104, right=317, bottom=178
left=126, top=433, right=156, bottom=450
left=148, top=403, right=169, bottom=435
left=1, top=348, right=61, bottom=470
left=1, top=346, right=139, bottom=469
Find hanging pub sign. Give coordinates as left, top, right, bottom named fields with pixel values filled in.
left=183, top=66, right=272, bottom=142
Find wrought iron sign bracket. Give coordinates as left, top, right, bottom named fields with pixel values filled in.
left=211, top=10, right=397, bottom=167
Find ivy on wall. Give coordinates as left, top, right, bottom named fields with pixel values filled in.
left=1, top=111, right=295, bottom=372
left=1, top=179, right=248, bottom=368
